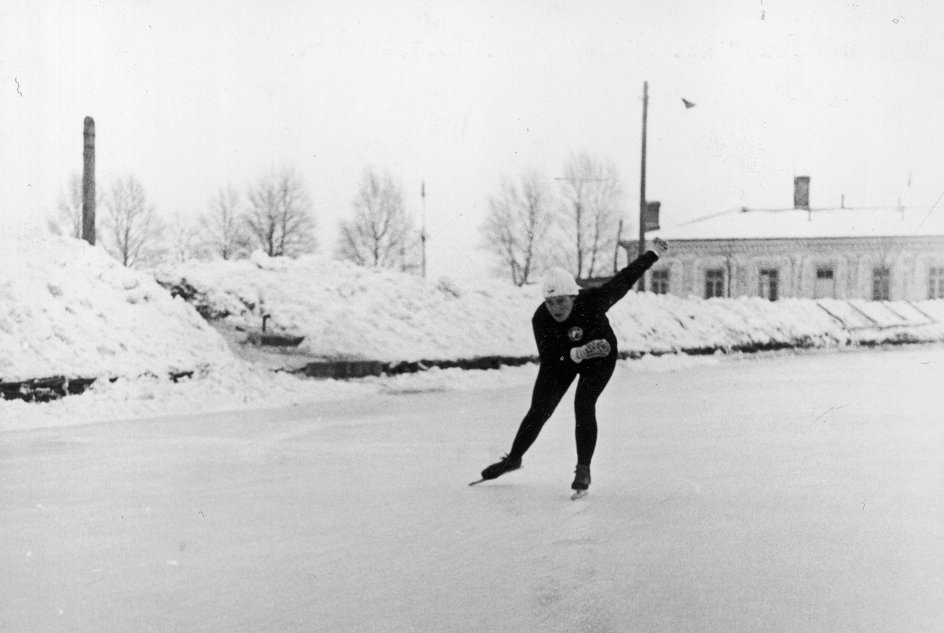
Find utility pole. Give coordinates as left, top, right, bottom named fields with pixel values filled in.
left=637, top=81, right=648, bottom=291
left=420, top=180, right=427, bottom=278
left=613, top=218, right=623, bottom=273
left=82, top=116, right=96, bottom=245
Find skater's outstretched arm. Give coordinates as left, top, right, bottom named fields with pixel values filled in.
left=598, top=237, right=669, bottom=309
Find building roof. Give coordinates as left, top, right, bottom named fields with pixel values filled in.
left=648, top=206, right=944, bottom=241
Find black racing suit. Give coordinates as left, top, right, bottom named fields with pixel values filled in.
left=508, top=251, right=659, bottom=467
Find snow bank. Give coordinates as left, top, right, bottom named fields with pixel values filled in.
left=0, top=234, right=234, bottom=382
left=4, top=237, right=943, bottom=389
left=156, top=252, right=944, bottom=363
left=2, top=236, right=943, bottom=429
left=0, top=359, right=382, bottom=431
left=154, top=252, right=539, bottom=362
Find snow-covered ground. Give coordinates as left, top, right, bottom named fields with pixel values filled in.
left=2, top=345, right=942, bottom=633
left=3, top=233, right=943, bottom=631
left=2, top=233, right=944, bottom=431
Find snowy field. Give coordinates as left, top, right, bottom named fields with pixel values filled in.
left=2, top=345, right=942, bottom=633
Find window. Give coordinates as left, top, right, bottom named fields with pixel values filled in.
left=930, top=267, right=944, bottom=299
left=814, top=267, right=835, bottom=299
left=872, top=267, right=890, bottom=301
left=651, top=269, right=670, bottom=295
left=759, top=269, right=779, bottom=301
left=705, top=268, right=724, bottom=298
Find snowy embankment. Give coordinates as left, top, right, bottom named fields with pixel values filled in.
left=154, top=250, right=944, bottom=364
left=2, top=235, right=943, bottom=428
left=0, top=235, right=234, bottom=383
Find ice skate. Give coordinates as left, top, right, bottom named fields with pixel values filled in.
left=570, top=464, right=591, bottom=499
left=469, top=454, right=521, bottom=485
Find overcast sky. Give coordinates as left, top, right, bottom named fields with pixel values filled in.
left=3, top=0, right=943, bottom=279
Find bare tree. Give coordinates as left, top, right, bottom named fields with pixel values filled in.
left=102, top=174, right=164, bottom=268
left=245, top=168, right=317, bottom=257
left=481, top=170, right=558, bottom=286
left=557, top=153, right=624, bottom=279
left=337, top=167, right=417, bottom=269
left=164, top=211, right=203, bottom=263
left=199, top=185, right=251, bottom=260
left=48, top=173, right=102, bottom=238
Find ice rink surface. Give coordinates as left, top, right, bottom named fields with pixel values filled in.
left=2, top=345, right=943, bottom=632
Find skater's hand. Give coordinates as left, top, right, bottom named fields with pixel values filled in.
left=649, top=237, right=669, bottom=258
left=570, top=339, right=611, bottom=363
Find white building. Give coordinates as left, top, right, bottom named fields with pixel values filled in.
left=621, top=179, right=944, bottom=301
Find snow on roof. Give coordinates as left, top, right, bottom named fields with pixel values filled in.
left=649, top=206, right=944, bottom=241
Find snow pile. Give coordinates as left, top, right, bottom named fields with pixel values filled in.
left=4, top=236, right=943, bottom=388
left=2, top=234, right=943, bottom=429
left=604, top=293, right=842, bottom=353
left=0, top=359, right=383, bottom=431
left=156, top=252, right=944, bottom=362
left=155, top=252, right=539, bottom=362
left=0, top=234, right=235, bottom=382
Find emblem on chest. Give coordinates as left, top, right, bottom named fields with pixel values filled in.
left=568, top=326, right=584, bottom=342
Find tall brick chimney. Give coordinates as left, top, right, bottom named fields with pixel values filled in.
left=793, top=176, right=810, bottom=210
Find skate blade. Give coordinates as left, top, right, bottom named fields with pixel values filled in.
left=570, top=490, right=588, bottom=500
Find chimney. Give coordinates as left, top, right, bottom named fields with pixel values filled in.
left=82, top=116, right=96, bottom=245
left=793, top=176, right=810, bottom=210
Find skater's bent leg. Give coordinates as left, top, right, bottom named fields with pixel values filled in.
left=573, top=357, right=616, bottom=466
left=508, top=363, right=575, bottom=459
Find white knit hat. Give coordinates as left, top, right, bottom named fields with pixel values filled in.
left=541, top=267, right=579, bottom=298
